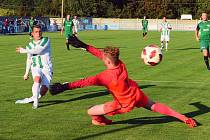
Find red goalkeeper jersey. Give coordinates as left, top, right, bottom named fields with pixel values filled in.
left=67, top=45, right=147, bottom=113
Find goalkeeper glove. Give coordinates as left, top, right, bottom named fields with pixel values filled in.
left=68, top=36, right=87, bottom=49
left=49, top=82, right=69, bottom=96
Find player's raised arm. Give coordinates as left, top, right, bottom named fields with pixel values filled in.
left=17, top=37, right=50, bottom=54
left=68, top=36, right=103, bottom=59
left=26, top=37, right=50, bottom=54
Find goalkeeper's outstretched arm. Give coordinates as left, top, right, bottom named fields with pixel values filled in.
left=49, top=75, right=103, bottom=95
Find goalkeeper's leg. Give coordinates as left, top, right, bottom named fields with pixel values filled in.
left=144, top=99, right=197, bottom=128
left=88, top=104, right=112, bottom=126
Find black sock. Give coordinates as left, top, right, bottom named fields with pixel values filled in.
left=66, top=43, right=70, bottom=50
left=204, top=56, right=209, bottom=68
left=143, top=33, right=145, bottom=37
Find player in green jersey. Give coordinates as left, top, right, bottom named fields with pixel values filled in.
left=62, top=15, right=74, bottom=50
left=142, top=16, right=148, bottom=38
left=29, top=17, right=34, bottom=38
left=195, top=12, right=210, bottom=70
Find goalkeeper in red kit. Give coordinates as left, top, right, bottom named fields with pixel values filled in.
left=49, top=36, right=197, bottom=127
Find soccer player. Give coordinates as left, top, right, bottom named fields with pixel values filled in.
left=62, top=15, right=74, bottom=50
left=72, top=16, right=80, bottom=37
left=142, top=16, right=148, bottom=38
left=195, top=12, right=210, bottom=70
left=49, top=36, right=197, bottom=127
left=160, top=16, right=172, bottom=51
left=29, top=17, right=35, bottom=38
left=15, top=25, right=53, bottom=109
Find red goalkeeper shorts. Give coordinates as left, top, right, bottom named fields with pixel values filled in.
left=104, top=90, right=148, bottom=116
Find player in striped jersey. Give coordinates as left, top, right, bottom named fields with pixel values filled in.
left=160, top=16, right=172, bottom=51
left=72, top=16, right=80, bottom=37
left=15, top=25, right=53, bottom=109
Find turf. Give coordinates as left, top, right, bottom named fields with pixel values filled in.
left=0, top=31, right=210, bottom=140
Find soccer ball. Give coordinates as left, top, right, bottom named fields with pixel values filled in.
left=141, top=44, right=163, bottom=66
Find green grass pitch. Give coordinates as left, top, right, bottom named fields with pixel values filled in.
left=0, top=30, right=210, bottom=140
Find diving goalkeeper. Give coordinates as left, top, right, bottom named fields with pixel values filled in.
left=49, top=36, right=197, bottom=127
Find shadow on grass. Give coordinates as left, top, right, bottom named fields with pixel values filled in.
left=39, top=84, right=155, bottom=108
left=171, top=47, right=199, bottom=50
left=72, top=102, right=209, bottom=140
left=39, top=90, right=109, bottom=108
left=113, top=102, right=207, bottom=126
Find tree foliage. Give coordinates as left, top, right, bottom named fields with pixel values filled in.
left=0, top=0, right=209, bottom=19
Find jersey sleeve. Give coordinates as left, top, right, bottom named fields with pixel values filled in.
left=25, top=37, right=50, bottom=54
left=25, top=54, right=32, bottom=75
left=86, top=45, right=103, bottom=60
left=196, top=24, right=200, bottom=31
left=67, top=71, right=112, bottom=90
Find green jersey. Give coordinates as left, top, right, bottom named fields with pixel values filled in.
left=29, top=19, right=34, bottom=28
left=29, top=19, right=34, bottom=32
left=196, top=21, right=210, bottom=41
left=142, top=19, right=148, bottom=29
left=64, top=18, right=74, bottom=38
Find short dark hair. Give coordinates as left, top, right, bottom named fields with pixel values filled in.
left=32, top=25, right=41, bottom=31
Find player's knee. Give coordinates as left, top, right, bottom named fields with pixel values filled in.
left=33, top=76, right=41, bottom=83
left=87, top=106, right=93, bottom=115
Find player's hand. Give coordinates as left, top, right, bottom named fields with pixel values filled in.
left=68, top=36, right=87, bottom=49
left=49, top=82, right=68, bottom=95
left=16, top=47, right=21, bottom=53
left=23, top=74, right=29, bottom=80
left=16, top=47, right=26, bottom=53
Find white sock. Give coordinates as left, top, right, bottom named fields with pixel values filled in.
left=166, top=42, right=168, bottom=50
left=161, top=42, right=164, bottom=48
left=32, top=82, right=40, bottom=109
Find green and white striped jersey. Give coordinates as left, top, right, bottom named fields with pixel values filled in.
left=25, top=37, right=53, bottom=72
left=160, top=22, right=172, bottom=36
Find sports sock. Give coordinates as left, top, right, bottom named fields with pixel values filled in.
left=151, top=103, right=187, bottom=122
left=32, top=82, right=40, bottom=108
left=143, top=33, right=145, bottom=37
left=161, top=42, right=164, bottom=49
left=145, top=32, right=147, bottom=36
left=166, top=42, right=168, bottom=50
left=66, top=43, right=70, bottom=50
left=203, top=56, right=209, bottom=69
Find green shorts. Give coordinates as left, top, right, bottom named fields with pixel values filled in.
left=142, top=27, right=148, bottom=33
left=200, top=40, right=210, bottom=51
left=29, top=27, right=32, bottom=33
left=65, top=33, right=72, bottom=40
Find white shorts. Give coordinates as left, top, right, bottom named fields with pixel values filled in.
left=31, top=67, right=53, bottom=88
left=74, top=27, right=78, bottom=34
left=161, top=35, right=170, bottom=42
